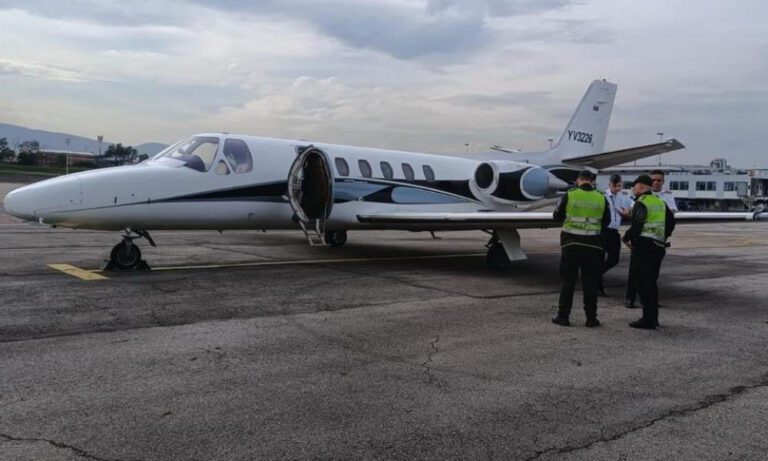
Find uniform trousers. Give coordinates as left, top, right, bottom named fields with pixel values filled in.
left=630, top=238, right=666, bottom=324
left=600, top=228, right=621, bottom=290
left=558, top=243, right=603, bottom=320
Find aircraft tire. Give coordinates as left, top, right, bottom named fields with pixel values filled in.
left=324, top=230, right=348, bottom=247
left=110, top=241, right=142, bottom=270
left=486, top=242, right=511, bottom=271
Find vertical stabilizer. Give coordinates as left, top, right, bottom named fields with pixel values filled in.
left=551, top=79, right=617, bottom=162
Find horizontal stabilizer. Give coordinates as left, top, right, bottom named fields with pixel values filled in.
left=563, top=139, right=685, bottom=170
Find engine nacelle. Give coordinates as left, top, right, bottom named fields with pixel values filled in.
left=472, top=161, right=566, bottom=204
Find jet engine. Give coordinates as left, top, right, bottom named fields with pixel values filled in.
left=471, top=161, right=569, bottom=204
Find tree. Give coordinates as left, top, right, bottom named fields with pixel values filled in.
left=0, top=137, right=15, bottom=161
left=18, top=140, right=40, bottom=154
left=105, top=143, right=138, bottom=165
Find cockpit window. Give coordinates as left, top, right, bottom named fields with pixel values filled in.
left=223, top=139, right=253, bottom=174
left=154, top=136, right=220, bottom=172
left=215, top=160, right=230, bottom=175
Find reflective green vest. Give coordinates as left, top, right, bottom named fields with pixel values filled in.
left=638, top=194, right=666, bottom=242
left=563, top=188, right=606, bottom=236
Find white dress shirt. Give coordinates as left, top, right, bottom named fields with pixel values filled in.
left=655, top=190, right=678, bottom=212
left=605, top=189, right=634, bottom=230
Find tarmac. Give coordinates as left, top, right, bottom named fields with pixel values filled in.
left=1, top=180, right=767, bottom=460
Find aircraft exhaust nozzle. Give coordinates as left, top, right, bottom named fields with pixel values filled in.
left=547, top=174, right=570, bottom=190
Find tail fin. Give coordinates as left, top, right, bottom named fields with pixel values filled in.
left=551, top=79, right=617, bottom=162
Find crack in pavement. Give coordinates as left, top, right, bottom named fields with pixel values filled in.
left=421, top=335, right=443, bottom=388
left=523, top=372, right=768, bottom=460
left=0, top=432, right=141, bottom=461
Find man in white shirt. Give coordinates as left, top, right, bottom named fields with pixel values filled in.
left=600, top=174, right=634, bottom=296
left=651, top=169, right=677, bottom=213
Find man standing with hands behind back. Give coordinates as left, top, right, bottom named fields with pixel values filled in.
left=552, top=170, right=611, bottom=328
left=625, top=169, right=677, bottom=308
left=623, top=175, right=676, bottom=329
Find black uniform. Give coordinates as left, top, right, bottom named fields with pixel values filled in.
left=622, top=191, right=676, bottom=327
left=552, top=185, right=611, bottom=323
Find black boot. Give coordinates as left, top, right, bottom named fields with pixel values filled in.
left=552, top=315, right=570, bottom=326
left=629, top=318, right=656, bottom=329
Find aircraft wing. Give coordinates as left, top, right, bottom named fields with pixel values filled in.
left=674, top=211, right=768, bottom=223
left=357, top=211, right=559, bottom=230
left=356, top=210, right=768, bottom=231
left=563, top=139, right=685, bottom=170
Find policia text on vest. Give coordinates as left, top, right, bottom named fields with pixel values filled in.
left=551, top=171, right=611, bottom=328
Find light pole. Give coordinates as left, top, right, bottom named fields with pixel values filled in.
left=656, top=132, right=664, bottom=166
left=464, top=143, right=470, bottom=153
left=97, top=135, right=103, bottom=158
left=547, top=138, right=554, bottom=149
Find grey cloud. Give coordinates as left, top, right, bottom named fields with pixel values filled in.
left=0, top=0, right=186, bottom=26
left=427, top=0, right=575, bottom=17
left=2, top=0, right=582, bottom=59
left=442, top=91, right=552, bottom=109
left=517, top=19, right=614, bottom=44
left=187, top=0, right=577, bottom=59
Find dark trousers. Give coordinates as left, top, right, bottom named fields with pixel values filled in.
left=558, top=243, right=603, bottom=320
left=625, top=251, right=637, bottom=304
left=630, top=240, right=666, bottom=324
left=600, top=229, right=621, bottom=290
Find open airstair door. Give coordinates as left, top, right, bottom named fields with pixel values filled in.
left=287, top=145, right=334, bottom=245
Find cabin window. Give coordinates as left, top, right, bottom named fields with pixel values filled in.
left=359, top=159, right=372, bottom=178
left=223, top=139, right=253, bottom=174
left=723, top=181, right=735, bottom=192
left=402, top=163, right=414, bottom=181
left=380, top=161, right=393, bottom=179
left=422, top=165, right=436, bottom=182
left=335, top=158, right=349, bottom=176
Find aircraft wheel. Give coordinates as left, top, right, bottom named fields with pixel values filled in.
left=324, top=230, right=348, bottom=247
left=486, top=242, right=511, bottom=271
left=110, top=241, right=142, bottom=270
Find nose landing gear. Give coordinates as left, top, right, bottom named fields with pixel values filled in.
left=104, top=229, right=155, bottom=271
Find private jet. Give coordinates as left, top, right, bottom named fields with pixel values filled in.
left=5, top=80, right=765, bottom=270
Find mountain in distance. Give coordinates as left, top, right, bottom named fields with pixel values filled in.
left=0, top=122, right=167, bottom=156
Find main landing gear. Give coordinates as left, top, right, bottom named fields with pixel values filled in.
left=485, top=233, right=512, bottom=271
left=104, top=229, right=155, bottom=271
left=324, top=230, right=348, bottom=247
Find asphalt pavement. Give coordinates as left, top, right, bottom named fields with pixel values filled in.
left=1, top=181, right=767, bottom=460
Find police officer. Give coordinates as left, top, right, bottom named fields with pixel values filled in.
left=623, top=174, right=676, bottom=329
left=599, top=174, right=633, bottom=296
left=625, top=169, right=677, bottom=308
left=552, top=170, right=611, bottom=327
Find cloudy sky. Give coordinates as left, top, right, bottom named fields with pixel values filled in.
left=0, top=0, right=766, bottom=166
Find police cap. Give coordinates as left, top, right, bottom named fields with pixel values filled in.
left=632, top=174, right=653, bottom=187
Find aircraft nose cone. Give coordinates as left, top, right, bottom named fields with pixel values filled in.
left=3, top=186, right=34, bottom=220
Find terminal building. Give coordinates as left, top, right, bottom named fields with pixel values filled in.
left=596, top=158, right=768, bottom=212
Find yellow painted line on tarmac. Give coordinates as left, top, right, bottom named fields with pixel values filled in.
left=48, top=263, right=109, bottom=281
left=89, top=253, right=489, bottom=273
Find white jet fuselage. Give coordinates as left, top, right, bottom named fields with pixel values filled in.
left=5, top=135, right=544, bottom=232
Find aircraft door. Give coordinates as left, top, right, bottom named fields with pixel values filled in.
left=287, top=145, right=334, bottom=245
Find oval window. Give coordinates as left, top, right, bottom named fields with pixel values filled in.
left=380, top=161, right=393, bottom=179
left=402, top=163, right=414, bottom=181
left=335, top=157, right=349, bottom=176
left=422, top=165, right=436, bottom=182
left=358, top=159, right=372, bottom=178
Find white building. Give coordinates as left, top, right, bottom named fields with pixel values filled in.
left=596, top=159, right=768, bottom=212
